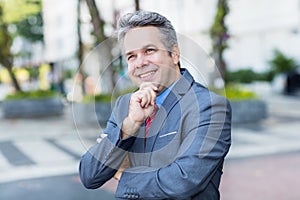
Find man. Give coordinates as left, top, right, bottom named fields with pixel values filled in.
left=79, top=11, right=231, bottom=199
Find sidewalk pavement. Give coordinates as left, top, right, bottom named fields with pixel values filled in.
left=220, top=86, right=300, bottom=199
left=221, top=152, right=300, bottom=200
left=0, top=88, right=300, bottom=199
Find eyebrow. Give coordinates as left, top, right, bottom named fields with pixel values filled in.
left=125, top=44, right=157, bottom=56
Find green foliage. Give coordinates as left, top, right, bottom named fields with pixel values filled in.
left=0, top=5, right=13, bottom=63
left=225, top=68, right=269, bottom=83
left=209, top=0, right=229, bottom=39
left=14, top=12, right=43, bottom=42
left=1, top=0, right=41, bottom=24
left=63, top=69, right=75, bottom=79
left=0, top=0, right=43, bottom=91
left=212, top=84, right=258, bottom=101
left=225, top=51, right=298, bottom=83
left=0, top=0, right=43, bottom=49
left=82, top=87, right=138, bottom=103
left=82, top=94, right=114, bottom=103
left=25, top=66, right=39, bottom=79
left=268, top=49, right=298, bottom=81
left=4, top=90, right=59, bottom=100
left=225, top=84, right=257, bottom=100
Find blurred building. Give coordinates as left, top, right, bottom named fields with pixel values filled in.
left=140, top=0, right=300, bottom=73
left=225, top=0, right=300, bottom=72
left=42, top=0, right=300, bottom=76
left=42, top=0, right=78, bottom=68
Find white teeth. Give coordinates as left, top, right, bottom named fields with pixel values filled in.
left=140, top=71, right=155, bottom=78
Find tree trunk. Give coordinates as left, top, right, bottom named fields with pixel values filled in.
left=0, top=5, right=22, bottom=92
left=77, top=0, right=86, bottom=94
left=6, top=65, right=22, bottom=92
left=209, top=0, right=229, bottom=80
left=85, top=0, right=106, bottom=43
left=84, top=0, right=114, bottom=93
left=1, top=58, right=21, bottom=91
left=97, top=40, right=114, bottom=94
left=134, top=0, right=140, bottom=11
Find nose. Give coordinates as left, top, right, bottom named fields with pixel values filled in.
left=134, top=53, right=149, bottom=68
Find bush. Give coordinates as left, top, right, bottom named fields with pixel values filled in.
left=4, top=90, right=59, bottom=100
left=268, top=49, right=298, bottom=81
left=82, top=94, right=114, bottom=103
left=81, top=87, right=138, bottom=103
left=225, top=68, right=271, bottom=83
left=226, top=69, right=257, bottom=83
left=225, top=50, right=299, bottom=83
left=211, top=84, right=258, bottom=100
left=225, top=84, right=257, bottom=100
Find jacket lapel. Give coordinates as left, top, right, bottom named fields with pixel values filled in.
left=145, top=69, right=194, bottom=154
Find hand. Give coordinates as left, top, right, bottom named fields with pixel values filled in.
left=121, top=82, right=158, bottom=138
left=128, top=82, right=158, bottom=123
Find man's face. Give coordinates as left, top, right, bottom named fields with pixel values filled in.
left=123, top=26, right=180, bottom=93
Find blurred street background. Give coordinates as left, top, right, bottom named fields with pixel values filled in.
left=0, top=86, right=300, bottom=200
left=1, top=0, right=300, bottom=199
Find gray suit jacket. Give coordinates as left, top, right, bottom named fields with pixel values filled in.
left=79, top=69, right=231, bottom=199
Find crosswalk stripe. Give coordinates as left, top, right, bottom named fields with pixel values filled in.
left=0, top=141, right=35, bottom=166
left=14, top=139, right=74, bottom=164
left=46, top=138, right=82, bottom=159
left=0, top=139, right=82, bottom=183
left=0, top=151, right=11, bottom=169
left=0, top=161, right=78, bottom=183
left=54, top=137, right=95, bottom=157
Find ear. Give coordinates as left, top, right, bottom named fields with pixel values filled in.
left=171, top=45, right=180, bottom=65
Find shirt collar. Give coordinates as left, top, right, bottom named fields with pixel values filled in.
left=155, top=70, right=184, bottom=108
left=155, top=84, right=174, bottom=108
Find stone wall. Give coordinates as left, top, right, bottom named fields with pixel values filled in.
left=230, top=99, right=268, bottom=124
left=2, top=98, right=64, bottom=118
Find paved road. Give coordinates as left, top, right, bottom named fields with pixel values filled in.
left=0, top=174, right=115, bottom=200
left=0, top=91, right=299, bottom=199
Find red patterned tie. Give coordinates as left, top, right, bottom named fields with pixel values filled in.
left=145, top=104, right=158, bottom=145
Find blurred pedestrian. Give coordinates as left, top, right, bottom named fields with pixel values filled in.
left=79, top=10, right=231, bottom=199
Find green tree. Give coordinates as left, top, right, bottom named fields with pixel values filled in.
left=0, top=0, right=42, bottom=92
left=268, top=49, right=297, bottom=80
left=0, top=4, right=21, bottom=91
left=77, top=0, right=86, bottom=94
left=209, top=0, right=230, bottom=80
left=14, top=12, right=43, bottom=42
left=1, top=0, right=41, bottom=23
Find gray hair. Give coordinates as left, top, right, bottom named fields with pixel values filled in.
left=117, top=10, right=178, bottom=54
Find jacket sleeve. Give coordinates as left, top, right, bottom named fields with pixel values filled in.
left=79, top=95, right=135, bottom=189
left=115, top=94, right=232, bottom=199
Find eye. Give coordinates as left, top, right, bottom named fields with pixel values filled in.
left=127, top=54, right=135, bottom=61
left=145, top=48, right=156, bottom=54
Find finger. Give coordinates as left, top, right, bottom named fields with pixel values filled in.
left=143, top=86, right=157, bottom=106
left=140, top=95, right=147, bottom=108
left=139, top=82, right=153, bottom=90
left=149, top=88, right=157, bottom=105
left=140, top=82, right=158, bottom=92
left=135, top=90, right=148, bottom=108
left=131, top=92, right=145, bottom=108
left=141, top=87, right=157, bottom=107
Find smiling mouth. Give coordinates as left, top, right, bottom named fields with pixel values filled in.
left=138, top=70, right=157, bottom=79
